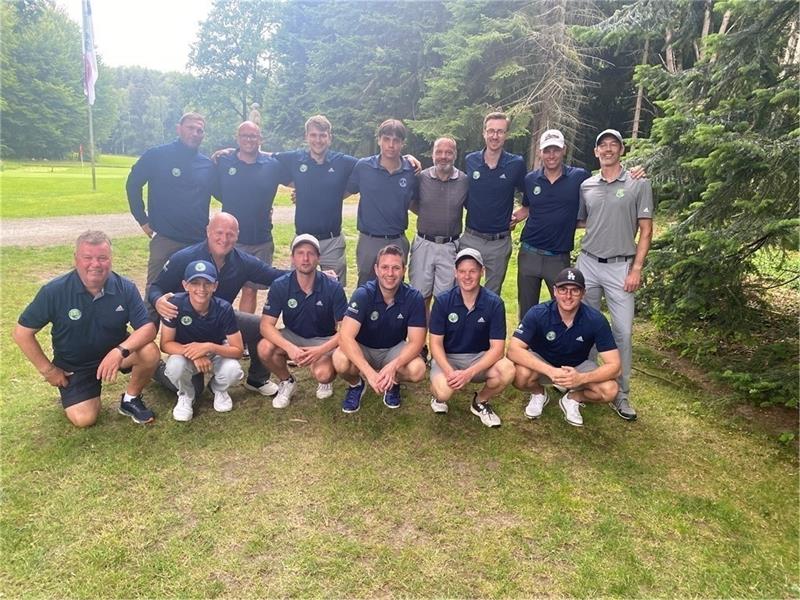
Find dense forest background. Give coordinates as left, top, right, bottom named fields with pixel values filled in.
left=1, top=0, right=798, bottom=408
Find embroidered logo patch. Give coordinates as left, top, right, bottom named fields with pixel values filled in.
left=370, top=311, right=379, bottom=321
left=287, top=298, right=298, bottom=309
left=546, top=330, right=556, bottom=341
left=299, top=164, right=308, bottom=173
left=228, top=167, right=237, bottom=176
left=68, top=308, right=82, bottom=320
left=448, top=312, right=459, bottom=323
left=181, top=316, right=193, bottom=326
left=615, top=189, right=625, bottom=198
left=171, top=168, right=181, bottom=177
left=472, top=171, right=480, bottom=180
left=399, top=178, right=407, bottom=188
left=533, top=185, right=541, bottom=195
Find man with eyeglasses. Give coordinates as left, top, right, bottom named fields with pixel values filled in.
left=576, top=129, right=654, bottom=422
left=459, top=111, right=527, bottom=295
left=215, top=120, right=290, bottom=316
left=507, top=267, right=621, bottom=428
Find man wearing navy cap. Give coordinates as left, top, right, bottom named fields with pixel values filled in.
left=150, top=212, right=287, bottom=397
left=127, top=112, right=216, bottom=299
left=216, top=120, right=291, bottom=316
left=346, top=119, right=419, bottom=287
left=160, top=260, right=244, bottom=421
left=333, top=245, right=427, bottom=413
left=13, top=231, right=161, bottom=427
left=459, top=111, right=527, bottom=295
left=428, top=248, right=515, bottom=428
left=508, top=267, right=621, bottom=427
left=576, top=128, right=654, bottom=421
left=259, top=234, right=348, bottom=408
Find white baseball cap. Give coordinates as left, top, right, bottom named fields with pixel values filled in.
left=455, top=248, right=484, bottom=267
left=290, top=234, right=321, bottom=253
left=595, top=128, right=624, bottom=147
left=539, top=129, right=565, bottom=150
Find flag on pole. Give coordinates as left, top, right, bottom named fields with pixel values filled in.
left=81, top=0, right=98, bottom=105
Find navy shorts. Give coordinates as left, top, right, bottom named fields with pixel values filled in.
left=58, top=365, right=131, bottom=408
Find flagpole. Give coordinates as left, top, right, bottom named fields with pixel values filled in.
left=81, top=0, right=98, bottom=191
left=87, top=101, right=96, bottom=191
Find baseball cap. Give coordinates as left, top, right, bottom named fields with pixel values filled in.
left=291, top=233, right=321, bottom=253
left=184, top=260, right=218, bottom=283
left=539, top=129, right=565, bottom=150
left=455, top=248, right=484, bottom=267
left=554, top=267, right=585, bottom=289
left=595, top=128, right=624, bottom=147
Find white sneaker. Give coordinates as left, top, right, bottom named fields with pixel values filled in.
left=470, top=395, right=501, bottom=428
left=315, top=382, right=333, bottom=399
left=559, top=393, right=583, bottom=427
left=213, top=390, right=233, bottom=412
left=172, top=393, right=194, bottom=422
left=524, top=392, right=549, bottom=419
left=272, top=379, right=296, bottom=409
left=430, top=397, right=449, bottom=414
left=244, top=379, right=279, bottom=396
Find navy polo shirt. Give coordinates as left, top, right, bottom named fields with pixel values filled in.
left=19, top=270, right=150, bottom=371
left=429, top=285, right=506, bottom=354
left=216, top=151, right=291, bottom=245
left=513, top=300, right=616, bottom=367
left=344, top=280, right=426, bottom=349
left=520, top=165, right=591, bottom=253
left=274, top=150, right=358, bottom=235
left=148, top=242, right=287, bottom=306
left=162, top=293, right=238, bottom=345
left=464, top=149, right=526, bottom=234
left=346, top=155, right=418, bottom=236
left=126, top=140, right=216, bottom=243
left=263, top=270, right=348, bottom=338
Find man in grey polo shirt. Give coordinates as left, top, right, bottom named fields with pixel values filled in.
left=576, top=128, right=654, bottom=421
left=409, top=136, right=469, bottom=316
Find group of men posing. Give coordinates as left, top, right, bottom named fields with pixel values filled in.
left=13, top=110, right=653, bottom=431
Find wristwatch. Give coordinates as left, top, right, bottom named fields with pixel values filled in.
left=116, top=345, right=131, bottom=358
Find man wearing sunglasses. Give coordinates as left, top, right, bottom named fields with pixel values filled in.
left=507, top=267, right=621, bottom=428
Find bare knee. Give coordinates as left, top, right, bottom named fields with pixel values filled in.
left=597, top=380, right=619, bottom=402
left=332, top=349, right=351, bottom=375
left=490, top=358, right=515, bottom=387
left=430, top=375, right=453, bottom=401
left=311, top=359, right=335, bottom=383
left=65, top=398, right=100, bottom=428
left=403, top=357, right=426, bottom=383
left=512, top=365, right=538, bottom=390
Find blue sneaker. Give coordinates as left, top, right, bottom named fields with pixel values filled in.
left=342, top=378, right=366, bottom=413
left=383, top=383, right=401, bottom=409
left=118, top=394, right=155, bottom=424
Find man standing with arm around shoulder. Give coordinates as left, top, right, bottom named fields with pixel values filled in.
left=508, top=267, right=621, bottom=427
left=332, top=245, right=427, bottom=413
left=13, top=231, right=160, bottom=427
left=576, top=129, right=654, bottom=421
left=428, top=248, right=515, bottom=428
left=258, top=235, right=348, bottom=408
left=126, top=112, right=216, bottom=299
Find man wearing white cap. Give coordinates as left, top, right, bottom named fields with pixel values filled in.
left=576, top=128, right=654, bottom=421
left=258, top=234, right=348, bottom=408
left=428, top=248, right=515, bottom=428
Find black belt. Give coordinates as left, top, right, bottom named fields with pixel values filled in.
left=362, top=232, right=401, bottom=239
left=465, top=227, right=509, bottom=241
left=306, top=231, right=341, bottom=241
left=581, top=249, right=635, bottom=264
left=418, top=232, right=459, bottom=244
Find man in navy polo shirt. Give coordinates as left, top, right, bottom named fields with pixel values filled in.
left=161, top=260, right=244, bottom=422
left=508, top=267, right=621, bottom=427
left=259, top=234, right=348, bottom=408
left=333, top=245, right=427, bottom=413
left=217, top=120, right=291, bottom=316
left=127, top=112, right=216, bottom=298
left=428, top=248, right=515, bottom=428
left=460, top=111, right=527, bottom=295
left=346, top=119, right=419, bottom=287
left=150, top=212, right=287, bottom=397
left=13, top=231, right=161, bottom=427
left=274, top=115, right=358, bottom=285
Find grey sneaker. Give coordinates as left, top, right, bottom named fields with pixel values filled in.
left=611, top=396, right=637, bottom=421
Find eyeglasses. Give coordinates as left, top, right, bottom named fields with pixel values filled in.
left=485, top=129, right=507, bottom=136
left=239, top=134, right=260, bottom=141
left=555, top=286, right=582, bottom=297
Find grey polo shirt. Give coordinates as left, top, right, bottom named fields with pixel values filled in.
left=414, top=166, right=469, bottom=237
left=578, top=168, right=654, bottom=258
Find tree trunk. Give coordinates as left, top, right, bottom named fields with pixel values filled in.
left=631, top=38, right=650, bottom=141
left=698, top=0, right=713, bottom=60
left=665, top=28, right=676, bottom=73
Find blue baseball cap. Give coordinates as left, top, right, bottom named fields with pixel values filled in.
left=184, top=260, right=218, bottom=282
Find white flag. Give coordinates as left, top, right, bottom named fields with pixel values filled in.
left=81, top=0, right=98, bottom=105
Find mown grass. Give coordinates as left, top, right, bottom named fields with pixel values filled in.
left=1, top=224, right=797, bottom=597
left=0, top=156, right=294, bottom=219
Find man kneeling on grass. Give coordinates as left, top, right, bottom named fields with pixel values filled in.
left=258, top=234, right=348, bottom=408
left=507, top=267, right=621, bottom=427
left=332, top=244, right=427, bottom=413
left=13, top=230, right=160, bottom=427
left=428, top=248, right=515, bottom=428
left=160, top=260, right=244, bottom=421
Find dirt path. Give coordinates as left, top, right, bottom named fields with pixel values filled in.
left=0, top=204, right=358, bottom=247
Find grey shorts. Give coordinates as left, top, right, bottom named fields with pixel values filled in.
left=409, top=235, right=457, bottom=298
left=532, top=352, right=598, bottom=389
left=359, top=341, right=406, bottom=371
left=430, top=351, right=488, bottom=383
left=281, top=328, right=335, bottom=356
left=237, top=240, right=274, bottom=290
